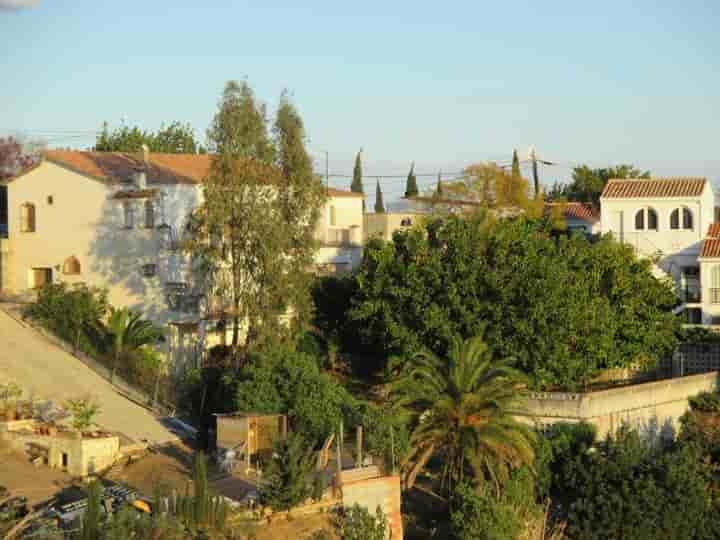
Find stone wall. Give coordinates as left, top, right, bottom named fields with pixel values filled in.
left=48, top=434, right=120, bottom=477
left=520, top=371, right=720, bottom=441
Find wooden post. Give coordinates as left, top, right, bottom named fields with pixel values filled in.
left=356, top=425, right=363, bottom=467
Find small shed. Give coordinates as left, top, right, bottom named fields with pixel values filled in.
left=214, top=412, right=288, bottom=459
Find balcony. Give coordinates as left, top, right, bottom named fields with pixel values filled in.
left=711, top=289, right=720, bottom=305
left=316, top=226, right=361, bottom=247
left=682, top=288, right=701, bottom=303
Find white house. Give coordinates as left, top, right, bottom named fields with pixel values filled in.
left=600, top=177, right=714, bottom=324
left=0, top=150, right=364, bottom=369
left=546, top=202, right=600, bottom=235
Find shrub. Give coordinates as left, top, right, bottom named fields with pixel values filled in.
left=359, top=402, right=410, bottom=473
left=64, top=396, right=101, bottom=432
left=335, top=504, right=388, bottom=540
left=450, top=483, right=522, bottom=540
left=688, top=391, right=720, bottom=413
left=260, top=433, right=315, bottom=511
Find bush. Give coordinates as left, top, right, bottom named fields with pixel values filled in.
left=335, top=504, right=388, bottom=540
left=564, top=427, right=714, bottom=540
left=260, top=433, right=315, bottom=511
left=450, top=483, right=522, bottom=540
left=688, top=391, right=720, bottom=413
left=358, top=402, right=410, bottom=473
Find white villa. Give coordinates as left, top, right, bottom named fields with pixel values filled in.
left=0, top=149, right=364, bottom=369
left=599, top=177, right=719, bottom=324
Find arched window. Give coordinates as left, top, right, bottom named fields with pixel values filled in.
left=401, top=217, right=413, bottom=227
left=634, top=208, right=658, bottom=231
left=144, top=200, right=155, bottom=229
left=123, top=201, right=134, bottom=228
left=670, top=207, right=693, bottom=230
left=20, top=202, right=36, bottom=232
left=62, top=256, right=81, bottom=275
left=635, top=209, right=645, bottom=230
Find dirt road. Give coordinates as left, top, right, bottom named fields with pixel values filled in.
left=0, top=308, right=177, bottom=445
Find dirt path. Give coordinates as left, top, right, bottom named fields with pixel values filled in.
left=0, top=308, right=177, bottom=445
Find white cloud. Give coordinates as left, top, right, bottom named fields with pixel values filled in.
left=0, top=0, right=39, bottom=10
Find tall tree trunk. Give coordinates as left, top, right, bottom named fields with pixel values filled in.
left=403, top=444, right=435, bottom=491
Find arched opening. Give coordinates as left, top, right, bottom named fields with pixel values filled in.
left=670, top=207, right=693, bottom=230
left=62, top=256, right=81, bottom=275
left=634, top=209, right=645, bottom=230
left=20, top=202, right=36, bottom=232
left=634, top=207, right=658, bottom=231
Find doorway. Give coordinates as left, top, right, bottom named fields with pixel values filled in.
left=61, top=452, right=68, bottom=469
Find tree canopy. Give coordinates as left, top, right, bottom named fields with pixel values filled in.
left=374, top=179, right=385, bottom=213
left=93, top=121, right=206, bottom=154
left=351, top=150, right=364, bottom=194
left=350, top=212, right=679, bottom=390
left=404, top=162, right=418, bottom=198
left=549, top=164, right=650, bottom=205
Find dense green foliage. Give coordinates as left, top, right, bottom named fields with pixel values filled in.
left=106, top=306, right=164, bottom=384
left=390, top=336, right=535, bottom=492
left=562, top=428, right=719, bottom=539
left=351, top=213, right=679, bottom=390
left=358, top=402, right=411, bottom=473
left=450, top=483, right=523, bottom=540
left=260, top=434, right=316, bottom=511
left=94, top=121, right=205, bottom=153
left=26, top=283, right=108, bottom=356
left=549, top=164, right=650, bottom=205
left=335, top=505, right=388, bottom=540
left=233, top=345, right=357, bottom=445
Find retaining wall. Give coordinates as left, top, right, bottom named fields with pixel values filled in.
left=520, top=371, right=720, bottom=441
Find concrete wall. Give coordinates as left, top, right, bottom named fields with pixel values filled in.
left=49, top=434, right=120, bottom=477
left=520, top=371, right=720, bottom=441
left=341, top=470, right=403, bottom=540
left=364, top=212, right=426, bottom=242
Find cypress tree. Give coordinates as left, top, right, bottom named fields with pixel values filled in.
left=511, top=149, right=521, bottom=181
left=436, top=171, right=443, bottom=197
left=405, top=162, right=419, bottom=198
left=375, top=179, right=386, bottom=213
left=351, top=149, right=364, bottom=194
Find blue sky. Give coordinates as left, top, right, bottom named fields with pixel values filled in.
left=1, top=1, right=719, bottom=199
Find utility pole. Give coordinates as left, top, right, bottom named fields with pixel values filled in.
left=325, top=151, right=329, bottom=195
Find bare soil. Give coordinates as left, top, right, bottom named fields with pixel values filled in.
left=0, top=442, right=73, bottom=506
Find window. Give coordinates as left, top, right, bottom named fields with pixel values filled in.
left=711, top=266, right=720, bottom=304
left=670, top=207, right=693, bottom=230
left=20, top=203, right=36, bottom=232
left=401, top=217, right=413, bottom=227
left=62, top=256, right=81, bottom=275
left=123, top=201, right=134, bottom=228
left=47, top=195, right=53, bottom=205
left=634, top=209, right=645, bottom=230
left=634, top=208, right=657, bottom=231
left=141, top=263, right=157, bottom=277
left=144, top=200, right=155, bottom=229
left=31, top=268, right=52, bottom=289
left=330, top=205, right=337, bottom=227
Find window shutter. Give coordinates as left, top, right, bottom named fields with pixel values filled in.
left=634, top=210, right=644, bottom=230
left=670, top=209, right=679, bottom=230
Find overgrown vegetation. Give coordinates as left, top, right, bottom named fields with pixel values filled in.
left=260, top=433, right=316, bottom=511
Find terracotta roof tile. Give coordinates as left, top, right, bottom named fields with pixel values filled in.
left=701, top=239, right=720, bottom=258
left=12, top=150, right=359, bottom=198
left=545, top=202, right=598, bottom=222
left=707, top=224, right=720, bottom=239
left=601, top=178, right=706, bottom=199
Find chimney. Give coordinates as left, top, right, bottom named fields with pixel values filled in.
left=134, top=144, right=149, bottom=189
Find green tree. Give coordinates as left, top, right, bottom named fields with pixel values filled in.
left=351, top=149, right=364, bottom=194
left=350, top=213, right=679, bottom=390
left=94, top=121, right=205, bottom=153
left=450, top=483, right=522, bottom=540
left=391, top=336, right=535, bottom=492
left=404, top=162, right=419, bottom=198
left=374, top=179, right=385, bottom=213
left=106, top=307, right=164, bottom=384
left=260, top=433, right=315, bottom=511
left=560, top=164, right=651, bottom=205
left=435, top=171, right=443, bottom=197
left=65, top=395, right=101, bottom=432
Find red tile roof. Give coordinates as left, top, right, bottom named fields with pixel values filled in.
left=545, top=202, right=598, bottom=222
left=601, top=178, right=706, bottom=199
left=699, top=224, right=720, bottom=258
left=9, top=150, right=359, bottom=197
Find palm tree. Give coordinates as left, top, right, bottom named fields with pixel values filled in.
left=391, top=336, right=535, bottom=494
left=106, top=307, right=164, bottom=385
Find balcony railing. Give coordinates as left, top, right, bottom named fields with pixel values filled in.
left=711, top=288, right=720, bottom=305
left=682, top=288, right=701, bottom=303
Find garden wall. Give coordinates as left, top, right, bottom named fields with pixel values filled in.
left=520, top=371, right=720, bottom=441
